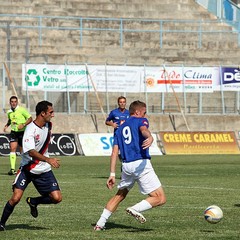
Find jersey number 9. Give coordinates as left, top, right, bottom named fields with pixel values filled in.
left=122, top=126, right=132, bottom=144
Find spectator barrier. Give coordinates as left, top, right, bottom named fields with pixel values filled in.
left=0, top=132, right=239, bottom=156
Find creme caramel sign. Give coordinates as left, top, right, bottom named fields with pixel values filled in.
left=158, top=131, right=240, bottom=154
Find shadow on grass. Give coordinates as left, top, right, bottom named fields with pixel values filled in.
left=92, top=176, right=109, bottom=179
left=234, top=203, right=240, bottom=207
left=92, top=222, right=153, bottom=232
left=200, top=230, right=215, bottom=233
left=92, top=176, right=122, bottom=180
left=0, top=172, right=14, bottom=176
left=6, top=224, right=48, bottom=231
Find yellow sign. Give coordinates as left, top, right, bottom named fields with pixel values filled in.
left=158, top=131, right=240, bottom=154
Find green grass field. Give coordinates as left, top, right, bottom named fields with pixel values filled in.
left=0, top=155, right=240, bottom=240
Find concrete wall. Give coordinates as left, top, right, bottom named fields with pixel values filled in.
left=1, top=113, right=239, bottom=135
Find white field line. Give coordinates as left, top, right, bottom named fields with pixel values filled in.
left=58, top=182, right=240, bottom=192
left=165, top=185, right=240, bottom=191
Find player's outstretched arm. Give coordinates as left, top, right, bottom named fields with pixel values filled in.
left=106, top=145, right=118, bottom=189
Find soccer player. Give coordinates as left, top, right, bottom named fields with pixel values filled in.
left=94, top=100, right=166, bottom=231
left=3, top=96, right=32, bottom=175
left=106, top=96, right=130, bottom=164
left=0, top=101, right=62, bottom=231
left=105, top=96, right=130, bottom=134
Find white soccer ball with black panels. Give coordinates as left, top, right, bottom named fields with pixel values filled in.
left=204, top=205, right=223, bottom=224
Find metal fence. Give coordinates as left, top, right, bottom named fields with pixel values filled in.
left=0, top=11, right=239, bottom=51
left=1, top=62, right=240, bottom=116
left=0, top=1, right=240, bottom=115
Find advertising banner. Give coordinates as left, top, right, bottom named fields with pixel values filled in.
left=22, top=64, right=142, bottom=92
left=0, top=133, right=80, bottom=156
left=78, top=133, right=162, bottom=156
left=214, top=67, right=240, bottom=91
left=22, top=64, right=220, bottom=93
left=88, top=65, right=142, bottom=92
left=144, top=66, right=217, bottom=93
left=22, top=64, right=90, bottom=92
left=48, top=134, right=80, bottom=156
left=0, top=134, right=21, bottom=156
left=159, top=131, right=240, bottom=154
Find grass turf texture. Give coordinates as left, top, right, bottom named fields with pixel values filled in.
left=0, top=155, right=240, bottom=239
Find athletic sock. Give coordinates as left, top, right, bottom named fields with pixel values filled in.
left=0, top=201, right=15, bottom=225
left=10, top=152, right=16, bottom=170
left=96, top=208, right=112, bottom=227
left=30, top=196, right=53, bottom=206
left=130, top=200, right=152, bottom=212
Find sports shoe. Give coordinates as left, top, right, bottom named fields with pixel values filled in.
left=26, top=197, right=38, bottom=218
left=126, top=207, right=146, bottom=224
left=93, top=225, right=105, bottom=231
left=0, top=223, right=5, bottom=231
left=8, top=169, right=16, bottom=175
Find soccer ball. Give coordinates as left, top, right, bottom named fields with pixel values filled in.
left=204, top=205, right=223, bottom=224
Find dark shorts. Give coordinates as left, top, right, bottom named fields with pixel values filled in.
left=13, top=167, right=60, bottom=196
left=9, top=131, right=24, bottom=147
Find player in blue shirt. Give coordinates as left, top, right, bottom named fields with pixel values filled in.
left=94, top=100, right=166, bottom=231
left=105, top=96, right=129, bottom=134
left=106, top=96, right=130, bottom=164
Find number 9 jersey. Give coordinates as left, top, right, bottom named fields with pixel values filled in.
left=114, top=117, right=151, bottom=163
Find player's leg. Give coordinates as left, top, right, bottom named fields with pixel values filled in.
left=126, top=187, right=166, bottom=224
left=94, top=161, right=134, bottom=230
left=94, top=188, right=129, bottom=230
left=26, top=190, right=62, bottom=218
left=17, top=132, right=23, bottom=154
left=0, top=166, right=30, bottom=230
left=49, top=190, right=62, bottom=203
left=26, top=171, right=62, bottom=218
left=105, top=188, right=128, bottom=212
left=8, top=141, right=18, bottom=175
left=145, top=186, right=166, bottom=207
left=126, top=160, right=166, bottom=223
left=0, top=188, right=24, bottom=231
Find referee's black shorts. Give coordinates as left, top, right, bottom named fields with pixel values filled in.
left=9, top=131, right=24, bottom=147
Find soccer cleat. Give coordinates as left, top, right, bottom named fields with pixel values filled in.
left=26, top=197, right=38, bottom=218
left=126, top=207, right=146, bottom=224
left=0, top=223, right=5, bottom=231
left=8, top=169, right=16, bottom=175
left=94, top=225, right=105, bottom=231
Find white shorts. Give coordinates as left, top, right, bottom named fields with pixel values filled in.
left=117, top=159, right=161, bottom=195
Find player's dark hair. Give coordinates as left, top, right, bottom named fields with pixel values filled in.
left=129, top=100, right=146, bottom=115
left=36, top=101, right=53, bottom=116
left=9, top=96, right=18, bottom=102
left=118, top=96, right=126, bottom=103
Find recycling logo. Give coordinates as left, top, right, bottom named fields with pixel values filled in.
left=25, top=69, right=41, bottom=87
